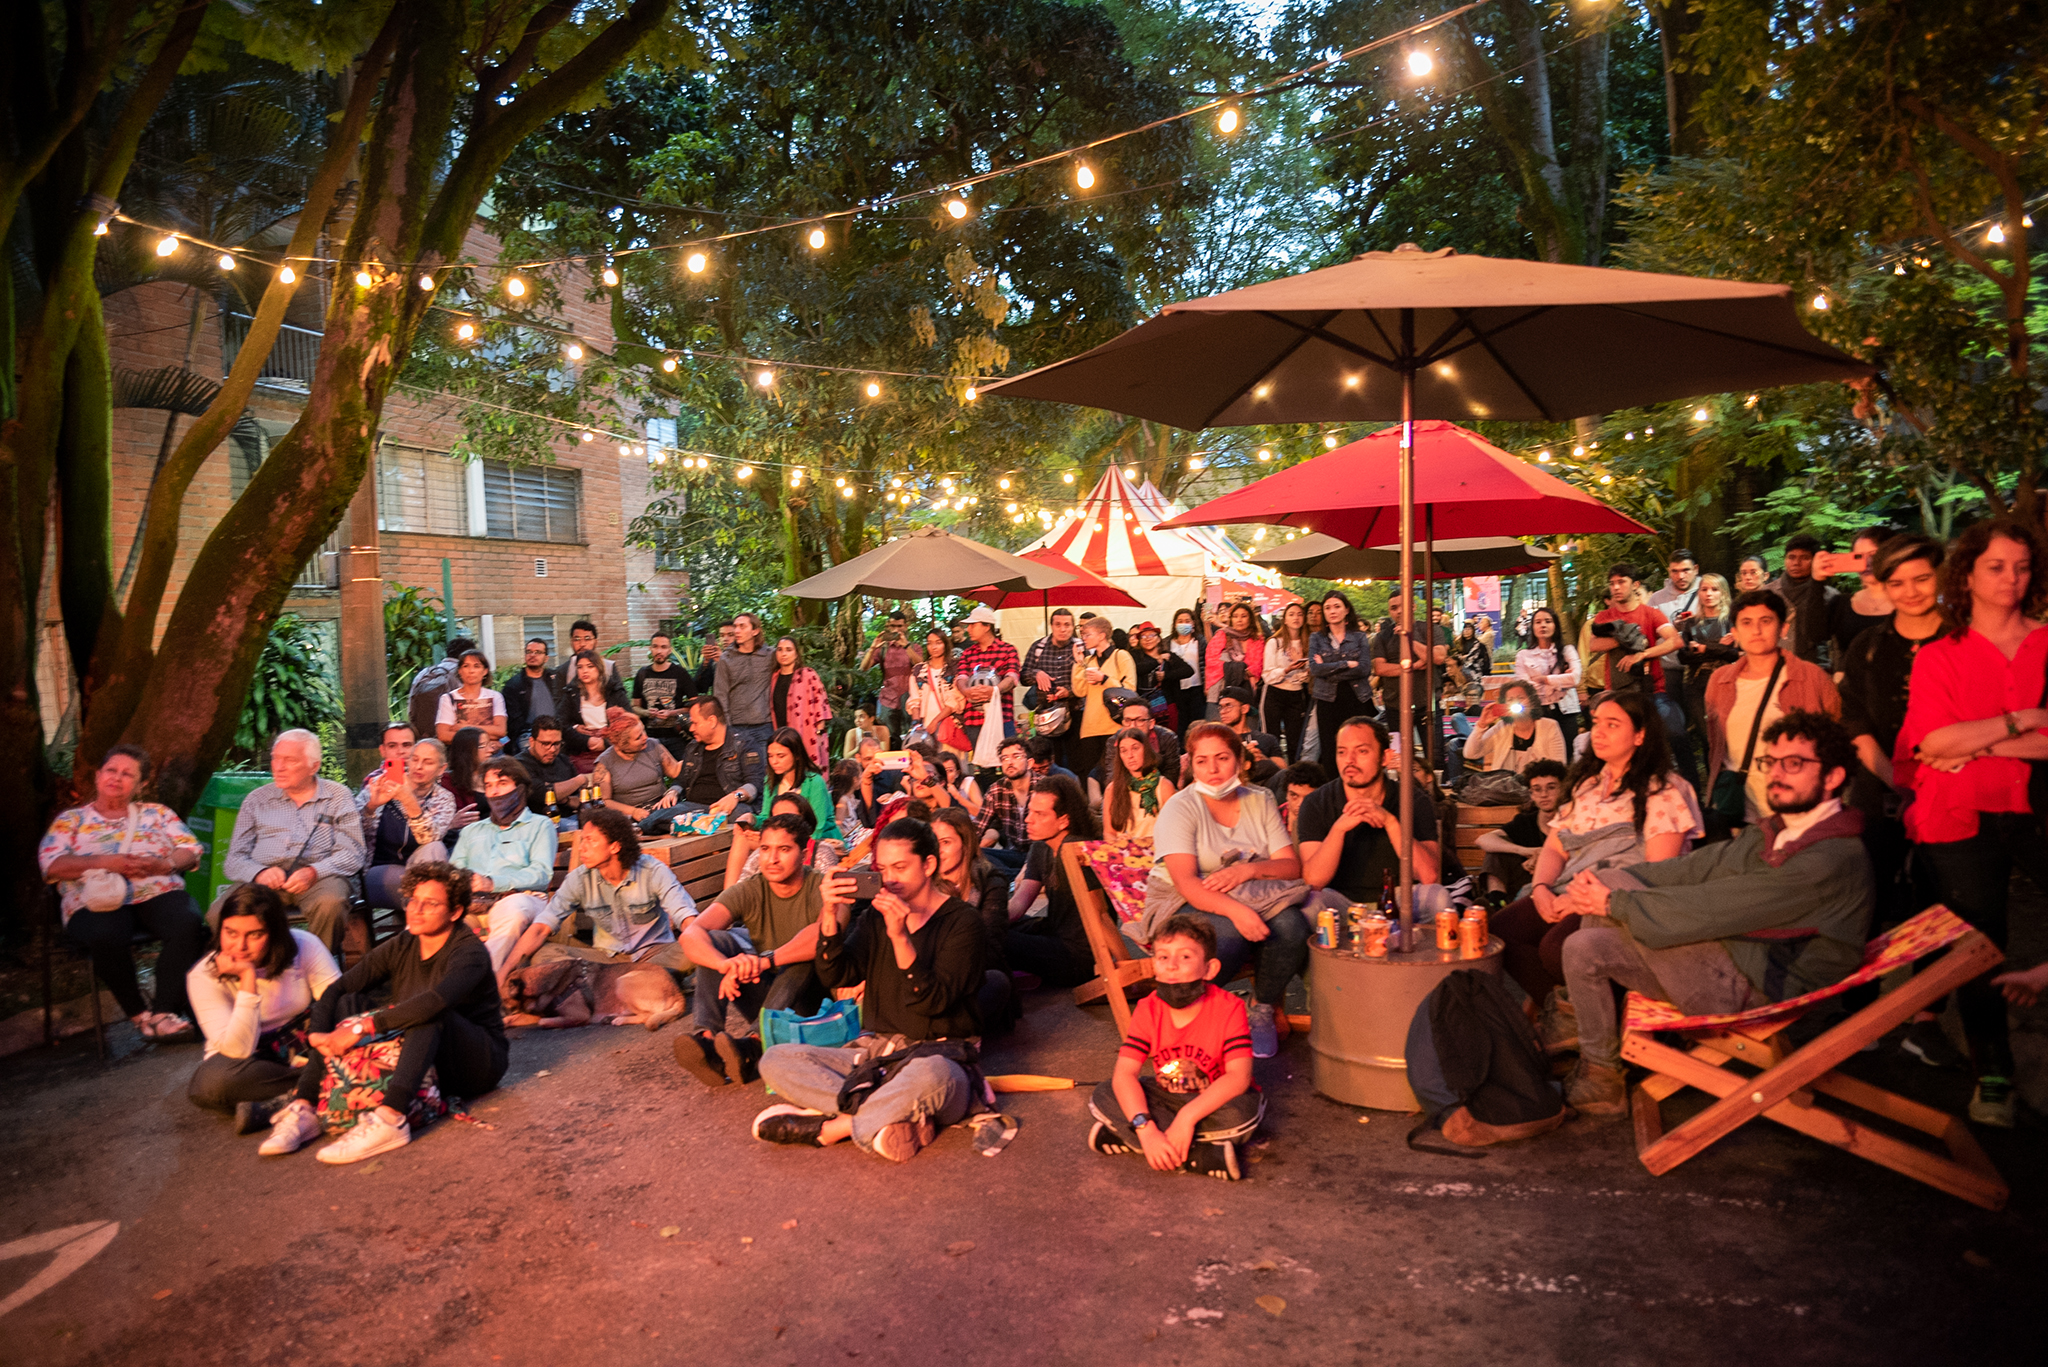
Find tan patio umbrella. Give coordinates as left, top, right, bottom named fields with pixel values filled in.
left=779, top=526, right=1072, bottom=601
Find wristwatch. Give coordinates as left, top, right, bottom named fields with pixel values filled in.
left=1130, top=1112, right=1153, bottom=1130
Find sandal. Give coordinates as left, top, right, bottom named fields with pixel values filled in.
left=136, top=1012, right=196, bottom=1041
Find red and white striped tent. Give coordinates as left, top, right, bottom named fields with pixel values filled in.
left=999, top=468, right=1285, bottom=642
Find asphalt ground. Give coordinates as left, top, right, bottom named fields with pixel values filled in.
left=2, top=958, right=2040, bottom=1367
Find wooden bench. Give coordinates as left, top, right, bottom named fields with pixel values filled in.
left=1451, top=802, right=1522, bottom=873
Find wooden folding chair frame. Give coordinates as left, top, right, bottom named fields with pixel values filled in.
left=1622, top=929, right=2009, bottom=1211
left=1062, top=842, right=1154, bottom=1038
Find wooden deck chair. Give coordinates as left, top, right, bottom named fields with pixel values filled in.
left=1061, top=842, right=1156, bottom=1039
left=1621, top=906, right=2008, bottom=1211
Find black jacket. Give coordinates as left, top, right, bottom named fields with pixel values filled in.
left=817, top=897, right=987, bottom=1040
left=672, top=728, right=767, bottom=812
left=502, top=669, right=558, bottom=743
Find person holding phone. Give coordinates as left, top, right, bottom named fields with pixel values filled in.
left=861, top=610, right=917, bottom=747
left=1462, top=679, right=1567, bottom=775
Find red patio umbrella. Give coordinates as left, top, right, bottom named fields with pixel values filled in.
left=965, top=548, right=1145, bottom=611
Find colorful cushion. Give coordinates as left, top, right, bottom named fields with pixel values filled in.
left=1076, top=840, right=1154, bottom=927
left=1624, top=906, right=1973, bottom=1034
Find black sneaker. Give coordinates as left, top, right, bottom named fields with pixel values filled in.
left=1087, top=1120, right=1133, bottom=1157
left=752, top=1104, right=827, bottom=1146
left=715, top=1032, right=764, bottom=1084
left=233, top=1092, right=291, bottom=1136
left=1185, top=1139, right=1243, bottom=1180
left=673, top=1032, right=731, bottom=1088
left=1899, top=1020, right=1970, bottom=1073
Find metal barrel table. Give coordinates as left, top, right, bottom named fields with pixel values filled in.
left=1308, top=935, right=1505, bottom=1112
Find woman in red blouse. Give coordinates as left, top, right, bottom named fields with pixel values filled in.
left=1897, top=516, right=2048, bottom=1130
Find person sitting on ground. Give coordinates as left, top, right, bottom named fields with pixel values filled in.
left=1087, top=914, right=1261, bottom=1180
left=1214, top=685, right=1283, bottom=783
left=759, top=725, right=843, bottom=841
left=511, top=716, right=582, bottom=825
left=1555, top=712, right=1874, bottom=1116
left=1103, top=725, right=1176, bottom=846
left=1003, top=774, right=1101, bottom=990
left=752, top=818, right=990, bottom=1161
left=357, top=737, right=457, bottom=911
left=934, top=752, right=982, bottom=816
left=1491, top=692, right=1704, bottom=1050
left=673, top=812, right=829, bottom=1088
left=257, top=862, right=508, bottom=1164
left=671, top=695, right=766, bottom=825
left=931, top=806, right=1011, bottom=971
left=210, top=729, right=366, bottom=951
left=434, top=649, right=508, bottom=744
left=1462, top=679, right=1568, bottom=776
left=592, top=707, right=688, bottom=835
left=186, top=883, right=341, bottom=1130
left=1272, top=762, right=1327, bottom=843
left=453, top=759, right=559, bottom=973
left=40, top=744, right=207, bottom=1041
left=1136, top=723, right=1314, bottom=1058
left=497, top=808, right=696, bottom=989
left=1474, top=758, right=1569, bottom=899
left=1023, top=732, right=1078, bottom=782
left=877, top=746, right=962, bottom=828
left=1298, top=715, right=1442, bottom=905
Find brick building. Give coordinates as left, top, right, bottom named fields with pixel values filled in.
left=37, top=225, right=687, bottom=744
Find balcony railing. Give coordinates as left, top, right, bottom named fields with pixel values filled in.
left=222, top=312, right=322, bottom=390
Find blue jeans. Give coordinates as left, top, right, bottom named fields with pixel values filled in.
left=757, top=1043, right=973, bottom=1152
left=689, top=928, right=820, bottom=1035
left=1176, top=905, right=1311, bottom=1007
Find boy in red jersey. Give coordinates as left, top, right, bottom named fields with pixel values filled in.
left=1087, top=914, right=1264, bottom=1179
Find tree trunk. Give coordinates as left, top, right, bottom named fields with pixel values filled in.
left=1649, top=1, right=1711, bottom=158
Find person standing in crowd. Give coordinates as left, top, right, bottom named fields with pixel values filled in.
left=356, top=737, right=456, bottom=912
left=975, top=736, right=1035, bottom=875
left=545, top=620, right=619, bottom=690
left=1166, top=608, right=1207, bottom=736
left=861, top=610, right=917, bottom=748
left=1137, top=723, right=1314, bottom=1058
left=1371, top=597, right=1451, bottom=764
left=690, top=619, right=733, bottom=695
left=1463, top=679, right=1567, bottom=775
left=406, top=637, right=476, bottom=740
left=1734, top=555, right=1770, bottom=595
left=1895, top=515, right=2048, bottom=1130
left=1262, top=602, right=1313, bottom=761
left=502, top=638, right=557, bottom=746
left=955, top=604, right=1021, bottom=739
left=631, top=631, right=692, bottom=746
left=433, top=649, right=506, bottom=745
left=1456, top=618, right=1493, bottom=684
left=1070, top=614, right=1136, bottom=781
left=41, top=745, right=207, bottom=1041
left=768, top=635, right=833, bottom=769
left=563, top=649, right=630, bottom=772
left=759, top=725, right=842, bottom=842
left=1703, top=590, right=1840, bottom=833
left=1839, top=533, right=1945, bottom=797
left=906, top=627, right=961, bottom=755
left=1772, top=534, right=1850, bottom=669
left=1584, top=562, right=1694, bottom=784
left=185, top=884, right=340, bottom=1127
left=1491, top=692, right=1704, bottom=1048
left=1205, top=601, right=1265, bottom=712
left=1132, top=621, right=1194, bottom=733
left=1514, top=605, right=1583, bottom=751
left=210, top=730, right=365, bottom=951
left=1103, top=726, right=1175, bottom=845
left=714, top=612, right=776, bottom=755
left=1840, top=525, right=1897, bottom=652
left=1309, top=590, right=1374, bottom=754
left=1677, top=574, right=1738, bottom=755
left=1023, top=608, right=1082, bottom=767
left=1646, top=548, right=1702, bottom=626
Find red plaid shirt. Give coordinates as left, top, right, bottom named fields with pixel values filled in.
left=954, top=638, right=1020, bottom=731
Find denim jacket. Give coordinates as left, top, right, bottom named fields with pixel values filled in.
left=1307, top=629, right=1373, bottom=703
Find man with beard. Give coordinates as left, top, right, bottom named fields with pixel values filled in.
left=1553, top=711, right=1872, bottom=1116
left=1296, top=715, right=1441, bottom=903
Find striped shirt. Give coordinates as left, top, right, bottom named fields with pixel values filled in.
left=223, top=779, right=367, bottom=884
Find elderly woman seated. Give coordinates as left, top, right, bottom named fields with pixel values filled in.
left=357, top=737, right=457, bottom=911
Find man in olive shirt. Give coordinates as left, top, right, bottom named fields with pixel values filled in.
left=672, top=814, right=826, bottom=1086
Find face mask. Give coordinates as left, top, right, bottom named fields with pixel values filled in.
left=488, top=791, right=525, bottom=824
left=1191, top=777, right=1239, bottom=800
left=1153, top=979, right=1208, bottom=1009
left=1176, top=623, right=1193, bottom=636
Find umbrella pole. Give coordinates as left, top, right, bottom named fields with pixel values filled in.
left=1425, top=506, right=1439, bottom=776
left=1396, top=313, right=1416, bottom=953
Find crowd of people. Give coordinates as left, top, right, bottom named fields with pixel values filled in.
left=36, top=514, right=2046, bottom=1172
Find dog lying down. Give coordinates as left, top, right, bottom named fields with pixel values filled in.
left=503, top=959, right=686, bottom=1031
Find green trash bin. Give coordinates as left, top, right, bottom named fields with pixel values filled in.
left=183, top=771, right=272, bottom=911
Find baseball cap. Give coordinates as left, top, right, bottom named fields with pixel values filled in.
left=963, top=604, right=1001, bottom=626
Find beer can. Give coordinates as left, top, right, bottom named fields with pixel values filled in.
left=1363, top=913, right=1390, bottom=958
left=1315, top=907, right=1336, bottom=949
left=1460, top=908, right=1487, bottom=959
left=1435, top=909, right=1460, bottom=951
left=1347, top=905, right=1369, bottom=951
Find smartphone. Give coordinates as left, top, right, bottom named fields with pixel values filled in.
left=875, top=750, right=911, bottom=771
left=842, top=867, right=883, bottom=899
left=1813, top=550, right=1870, bottom=577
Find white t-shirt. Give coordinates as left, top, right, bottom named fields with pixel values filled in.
left=1146, top=782, right=1293, bottom=896
left=186, top=929, right=341, bottom=1060
left=436, top=686, right=507, bottom=729
left=1723, top=672, right=1785, bottom=822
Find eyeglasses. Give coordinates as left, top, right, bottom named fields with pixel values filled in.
left=1751, top=754, right=1819, bottom=775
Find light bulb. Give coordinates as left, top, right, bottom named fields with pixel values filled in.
left=565, top=343, right=584, bottom=360
left=581, top=430, right=596, bottom=442
left=945, top=198, right=968, bottom=220
left=998, top=478, right=1010, bottom=489
left=1987, top=223, right=2006, bottom=244
left=156, top=234, right=179, bottom=256
left=662, top=356, right=678, bottom=372
left=506, top=276, right=526, bottom=297
left=1217, top=106, right=1240, bottom=134
left=217, top=253, right=236, bottom=270
left=1075, top=163, right=1095, bottom=190
left=1257, top=448, right=1272, bottom=461
left=602, top=266, right=619, bottom=286
left=964, top=386, right=977, bottom=401
left=456, top=321, right=476, bottom=340
left=1537, top=449, right=1551, bottom=462
left=756, top=370, right=774, bottom=387
left=891, top=478, right=902, bottom=488
left=278, top=265, right=296, bottom=283
left=834, top=476, right=845, bottom=487
left=1189, top=456, right=1204, bottom=470
left=1812, top=292, right=1829, bottom=310
left=941, top=478, right=954, bottom=489
left=355, top=269, right=374, bottom=288
left=840, top=486, right=854, bottom=498
left=418, top=274, right=435, bottom=290
left=1692, top=407, right=1709, bottom=422
left=1125, top=466, right=1136, bottom=477
left=1062, top=471, right=1075, bottom=483
left=93, top=221, right=109, bottom=236
left=866, top=381, right=881, bottom=398
left=808, top=228, right=826, bottom=250
left=686, top=252, right=707, bottom=274
left=1572, top=444, right=1586, bottom=456
left=1407, top=50, right=1433, bottom=76
left=737, top=465, right=753, bottom=479
left=1324, top=434, right=1339, bottom=449
left=1006, top=502, right=1018, bottom=513
left=619, top=443, right=632, bottom=455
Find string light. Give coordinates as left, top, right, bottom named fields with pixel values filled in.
left=155, top=234, right=178, bottom=257
left=685, top=252, right=707, bottom=274
left=1217, top=105, right=1240, bottom=134
left=998, top=478, right=1010, bottom=489
left=418, top=274, right=435, bottom=290
left=1062, top=472, right=1075, bottom=483
left=1075, top=162, right=1096, bottom=190
left=602, top=266, right=619, bottom=286
left=1692, top=407, right=1709, bottom=421
left=1572, top=444, right=1586, bottom=456
left=455, top=321, right=476, bottom=340
left=355, top=269, right=374, bottom=288
left=564, top=343, right=584, bottom=361
left=1537, top=449, right=1552, bottom=462
left=945, top=198, right=969, bottom=220
left=581, top=430, right=596, bottom=442
left=93, top=221, right=109, bottom=236
left=1987, top=223, right=2005, bottom=245
left=891, top=478, right=903, bottom=488
left=662, top=356, right=678, bottom=372
left=506, top=276, right=527, bottom=298
left=756, top=369, right=774, bottom=387
left=1406, top=50, right=1433, bottom=76
left=1257, top=448, right=1272, bottom=461
left=1188, top=456, right=1204, bottom=470
left=840, top=485, right=855, bottom=498
left=1599, top=473, right=1614, bottom=484
left=278, top=265, right=295, bottom=283
left=964, top=386, right=978, bottom=401
left=737, top=465, right=753, bottom=479
left=217, top=253, right=235, bottom=270
left=1323, top=434, right=1339, bottom=449
left=807, top=228, right=827, bottom=250
left=834, top=476, right=846, bottom=487
left=1811, top=292, right=1829, bottom=310
left=865, top=381, right=882, bottom=398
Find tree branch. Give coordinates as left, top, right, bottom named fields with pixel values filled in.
left=478, top=0, right=575, bottom=105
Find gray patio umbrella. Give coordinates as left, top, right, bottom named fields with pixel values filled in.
left=1250, top=532, right=1559, bottom=579
left=780, top=526, right=1072, bottom=601
left=983, top=243, right=1872, bottom=948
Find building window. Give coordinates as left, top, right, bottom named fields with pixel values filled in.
left=482, top=461, right=581, bottom=543
left=377, top=443, right=470, bottom=535
left=645, top=416, right=678, bottom=454
left=522, top=617, right=557, bottom=654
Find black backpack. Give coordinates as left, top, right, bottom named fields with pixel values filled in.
left=1406, top=969, right=1568, bottom=1154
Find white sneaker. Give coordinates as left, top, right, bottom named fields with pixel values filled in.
left=258, top=1101, right=323, bottom=1157
left=316, top=1110, right=411, bottom=1164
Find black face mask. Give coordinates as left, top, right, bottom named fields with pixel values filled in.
left=1153, top=979, right=1208, bottom=1009
left=488, top=791, right=526, bottom=824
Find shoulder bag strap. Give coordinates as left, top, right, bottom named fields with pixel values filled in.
left=1737, top=653, right=1788, bottom=776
